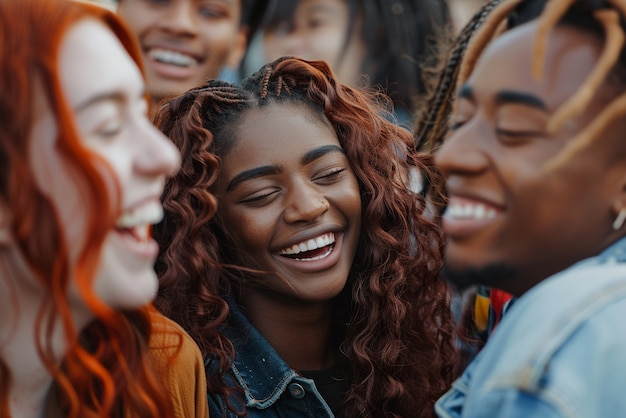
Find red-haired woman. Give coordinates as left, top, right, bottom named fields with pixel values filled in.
left=0, top=0, right=207, bottom=416
left=153, top=56, right=458, bottom=418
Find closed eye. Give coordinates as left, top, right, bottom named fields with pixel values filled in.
left=496, top=128, right=544, bottom=143
left=240, top=189, right=280, bottom=207
left=449, top=121, right=464, bottom=131
left=313, top=167, right=346, bottom=183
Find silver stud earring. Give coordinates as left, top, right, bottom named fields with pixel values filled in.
left=613, top=208, right=626, bottom=231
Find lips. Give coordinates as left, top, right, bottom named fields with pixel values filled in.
left=278, top=232, right=336, bottom=261
left=147, top=48, right=198, bottom=67
left=113, top=200, right=163, bottom=257
left=442, top=196, right=503, bottom=238
left=444, top=200, right=498, bottom=220
left=274, top=231, right=344, bottom=274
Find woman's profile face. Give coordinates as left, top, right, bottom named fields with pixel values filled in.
left=29, top=19, right=180, bottom=310
left=215, top=102, right=362, bottom=303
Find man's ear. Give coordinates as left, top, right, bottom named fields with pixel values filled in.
left=226, top=26, right=249, bottom=70
left=609, top=165, right=626, bottom=231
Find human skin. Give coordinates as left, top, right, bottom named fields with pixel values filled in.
left=262, top=0, right=366, bottom=88
left=117, top=0, right=246, bottom=103
left=214, top=102, right=362, bottom=370
left=215, top=102, right=361, bottom=303
left=0, top=17, right=180, bottom=417
left=28, top=18, right=181, bottom=311
left=436, top=22, right=626, bottom=296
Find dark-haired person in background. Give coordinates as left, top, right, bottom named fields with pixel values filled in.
left=117, top=0, right=270, bottom=106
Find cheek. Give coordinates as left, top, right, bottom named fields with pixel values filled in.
left=337, top=177, right=362, bottom=221
left=30, top=145, right=87, bottom=261
left=222, top=209, right=274, bottom=253
left=201, top=24, right=238, bottom=55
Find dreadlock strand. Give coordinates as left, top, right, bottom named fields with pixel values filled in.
left=608, top=0, right=626, bottom=20
left=546, top=92, right=626, bottom=171
left=457, top=0, right=523, bottom=90
left=533, top=0, right=576, bottom=80
left=416, top=0, right=505, bottom=151
left=548, top=9, right=624, bottom=133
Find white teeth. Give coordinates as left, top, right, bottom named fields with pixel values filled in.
left=134, top=225, right=149, bottom=241
left=279, top=232, right=335, bottom=256
left=116, top=201, right=164, bottom=229
left=446, top=203, right=497, bottom=220
left=148, top=48, right=197, bottom=67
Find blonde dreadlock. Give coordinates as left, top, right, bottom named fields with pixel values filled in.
left=419, top=0, right=626, bottom=170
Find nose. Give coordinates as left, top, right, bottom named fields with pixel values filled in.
left=157, top=2, right=198, bottom=36
left=134, top=121, right=181, bottom=178
left=434, top=122, right=489, bottom=177
left=283, top=181, right=329, bottom=224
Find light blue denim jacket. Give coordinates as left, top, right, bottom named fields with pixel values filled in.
left=207, top=297, right=335, bottom=417
left=436, top=236, right=626, bottom=418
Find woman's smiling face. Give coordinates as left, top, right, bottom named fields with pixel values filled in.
left=215, top=102, right=361, bottom=302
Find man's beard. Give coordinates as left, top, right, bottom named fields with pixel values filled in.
left=442, top=262, right=518, bottom=293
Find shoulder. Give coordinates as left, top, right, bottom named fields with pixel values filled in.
left=148, top=312, right=209, bottom=418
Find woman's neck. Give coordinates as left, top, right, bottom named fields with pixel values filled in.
left=239, top=290, right=337, bottom=371
left=0, top=251, right=91, bottom=418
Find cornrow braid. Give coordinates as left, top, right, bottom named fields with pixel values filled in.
left=153, top=56, right=457, bottom=418
left=260, top=65, right=273, bottom=99
left=422, top=0, right=626, bottom=176
left=415, top=0, right=505, bottom=152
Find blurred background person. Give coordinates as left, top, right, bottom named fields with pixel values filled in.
left=446, top=0, right=489, bottom=33
left=248, top=0, right=451, bottom=129
left=116, top=0, right=270, bottom=106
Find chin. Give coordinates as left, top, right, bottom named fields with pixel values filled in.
left=442, top=262, right=517, bottom=293
left=94, top=271, right=159, bottom=310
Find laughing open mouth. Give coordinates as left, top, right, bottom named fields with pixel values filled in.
left=278, top=232, right=336, bottom=261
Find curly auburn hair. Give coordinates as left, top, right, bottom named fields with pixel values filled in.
left=0, top=0, right=178, bottom=417
left=153, top=56, right=457, bottom=417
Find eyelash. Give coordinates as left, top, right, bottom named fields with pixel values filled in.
left=97, top=122, right=122, bottom=139
left=313, top=167, right=346, bottom=182
left=240, top=168, right=347, bottom=206
left=448, top=121, right=465, bottom=131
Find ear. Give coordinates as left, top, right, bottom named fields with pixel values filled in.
left=609, top=163, right=626, bottom=228
left=225, top=26, right=249, bottom=70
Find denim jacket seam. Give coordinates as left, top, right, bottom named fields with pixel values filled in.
left=231, top=362, right=298, bottom=407
left=481, top=376, right=587, bottom=418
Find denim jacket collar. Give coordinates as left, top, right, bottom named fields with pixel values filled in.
left=222, top=297, right=299, bottom=409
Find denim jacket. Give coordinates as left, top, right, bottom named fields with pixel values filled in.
left=436, top=236, right=626, bottom=418
left=207, top=298, right=335, bottom=417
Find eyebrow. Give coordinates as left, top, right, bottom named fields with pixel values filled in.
left=226, top=144, right=345, bottom=192
left=73, top=89, right=147, bottom=112
left=495, top=90, right=547, bottom=110
left=458, top=85, right=547, bottom=111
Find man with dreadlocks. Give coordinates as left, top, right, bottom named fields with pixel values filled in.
left=430, top=0, right=626, bottom=416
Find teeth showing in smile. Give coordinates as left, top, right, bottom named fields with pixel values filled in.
left=446, top=203, right=497, bottom=220
left=279, top=232, right=336, bottom=261
left=148, top=48, right=197, bottom=67
left=115, top=202, right=164, bottom=242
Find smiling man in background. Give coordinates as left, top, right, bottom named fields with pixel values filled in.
left=117, top=0, right=269, bottom=106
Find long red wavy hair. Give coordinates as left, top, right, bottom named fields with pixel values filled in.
left=0, top=0, right=174, bottom=416
left=153, top=56, right=458, bottom=417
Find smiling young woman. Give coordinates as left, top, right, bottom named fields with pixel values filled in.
left=0, top=0, right=210, bottom=416
left=152, top=56, right=458, bottom=417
